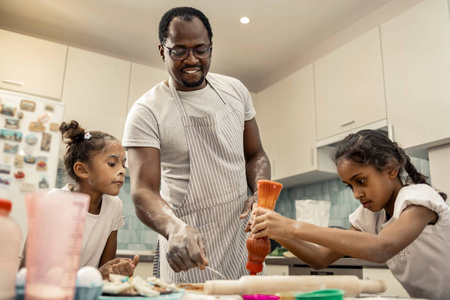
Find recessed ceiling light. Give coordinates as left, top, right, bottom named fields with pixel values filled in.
left=240, top=17, right=250, bottom=24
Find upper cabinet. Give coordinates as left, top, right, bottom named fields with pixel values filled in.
left=255, top=81, right=279, bottom=180
left=257, top=64, right=336, bottom=186
left=0, top=29, right=67, bottom=100
left=127, top=63, right=167, bottom=113
left=381, top=0, right=450, bottom=154
left=276, top=65, right=318, bottom=181
left=62, top=47, right=131, bottom=140
left=314, top=28, right=386, bottom=141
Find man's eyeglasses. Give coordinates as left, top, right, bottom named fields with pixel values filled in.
left=163, top=44, right=212, bottom=61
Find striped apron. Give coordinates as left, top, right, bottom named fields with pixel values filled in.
left=154, top=76, right=251, bottom=283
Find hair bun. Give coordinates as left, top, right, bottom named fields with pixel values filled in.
left=59, top=120, right=86, bottom=145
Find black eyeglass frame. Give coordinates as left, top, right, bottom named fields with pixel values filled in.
left=163, top=44, right=213, bottom=61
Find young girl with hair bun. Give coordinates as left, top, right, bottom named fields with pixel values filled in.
left=251, top=129, right=449, bottom=300
left=20, top=120, right=139, bottom=279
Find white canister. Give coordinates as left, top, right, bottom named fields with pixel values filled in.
left=295, top=199, right=331, bottom=227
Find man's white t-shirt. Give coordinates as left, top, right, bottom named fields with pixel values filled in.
left=350, top=184, right=450, bottom=300
left=56, top=184, right=124, bottom=267
left=122, top=73, right=256, bottom=208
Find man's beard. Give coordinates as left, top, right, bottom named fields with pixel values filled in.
left=181, top=75, right=205, bottom=88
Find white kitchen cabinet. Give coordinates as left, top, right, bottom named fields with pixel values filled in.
left=266, top=264, right=289, bottom=276
left=381, top=0, right=450, bottom=156
left=255, top=82, right=279, bottom=180
left=314, top=28, right=386, bottom=141
left=429, top=143, right=450, bottom=194
left=276, top=65, right=316, bottom=181
left=256, top=65, right=336, bottom=186
left=363, top=268, right=408, bottom=297
left=62, top=47, right=131, bottom=141
left=0, top=29, right=67, bottom=100
left=127, top=63, right=167, bottom=113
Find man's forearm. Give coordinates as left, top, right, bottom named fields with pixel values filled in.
left=132, top=188, right=186, bottom=240
left=246, top=150, right=271, bottom=193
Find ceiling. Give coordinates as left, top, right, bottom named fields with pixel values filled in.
left=0, top=0, right=396, bottom=92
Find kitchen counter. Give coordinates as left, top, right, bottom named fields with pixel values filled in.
left=265, top=256, right=388, bottom=268
left=117, top=250, right=387, bottom=269
left=117, top=249, right=155, bottom=262
left=117, top=250, right=408, bottom=298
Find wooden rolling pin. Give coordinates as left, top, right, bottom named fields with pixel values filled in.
left=204, top=275, right=386, bottom=297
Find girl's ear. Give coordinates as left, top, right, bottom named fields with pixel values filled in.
left=73, top=162, right=89, bottom=179
left=386, top=160, right=400, bottom=179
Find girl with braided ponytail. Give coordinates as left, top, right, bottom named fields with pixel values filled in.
left=251, top=130, right=449, bottom=300
left=20, top=120, right=139, bottom=279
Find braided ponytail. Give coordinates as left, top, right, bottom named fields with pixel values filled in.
left=395, top=143, right=447, bottom=200
left=394, top=143, right=428, bottom=184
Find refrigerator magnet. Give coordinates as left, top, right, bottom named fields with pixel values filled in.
left=23, top=145, right=33, bottom=156
left=25, top=134, right=38, bottom=145
left=44, top=104, right=54, bottom=112
left=36, top=157, right=47, bottom=171
left=0, top=129, right=22, bottom=142
left=14, top=171, right=25, bottom=179
left=5, top=118, right=19, bottom=129
left=0, top=176, right=11, bottom=189
left=14, top=155, right=24, bottom=168
left=28, top=121, right=46, bottom=132
left=3, top=143, right=18, bottom=154
left=49, top=122, right=59, bottom=132
left=0, top=164, right=11, bottom=175
left=38, top=174, right=49, bottom=189
left=20, top=181, right=35, bottom=192
left=37, top=113, right=50, bottom=123
left=40, top=133, right=52, bottom=152
left=0, top=104, right=16, bottom=116
left=20, top=99, right=36, bottom=112
left=17, top=111, right=24, bottom=119
left=24, top=155, right=36, bottom=164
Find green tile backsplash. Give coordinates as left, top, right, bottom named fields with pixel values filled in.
left=55, top=157, right=430, bottom=251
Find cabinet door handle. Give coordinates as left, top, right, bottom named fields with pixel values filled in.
left=341, top=120, right=355, bottom=127
left=2, top=79, right=24, bottom=86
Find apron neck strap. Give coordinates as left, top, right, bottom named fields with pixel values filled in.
left=168, top=75, right=228, bottom=119
left=168, top=77, right=188, bottom=118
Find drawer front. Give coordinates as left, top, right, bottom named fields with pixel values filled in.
left=289, top=265, right=363, bottom=279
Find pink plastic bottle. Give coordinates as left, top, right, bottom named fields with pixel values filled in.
left=0, top=199, right=22, bottom=300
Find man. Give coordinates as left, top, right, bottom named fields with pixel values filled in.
left=123, top=6, right=270, bottom=283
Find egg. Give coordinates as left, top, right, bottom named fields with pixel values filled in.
left=76, top=266, right=103, bottom=287
left=16, top=267, right=27, bottom=286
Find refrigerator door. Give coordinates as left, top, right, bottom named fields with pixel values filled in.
left=0, top=89, right=65, bottom=247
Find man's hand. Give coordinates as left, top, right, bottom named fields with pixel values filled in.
left=240, top=192, right=258, bottom=220
left=241, top=193, right=258, bottom=232
left=99, top=255, right=139, bottom=280
left=166, top=225, right=209, bottom=272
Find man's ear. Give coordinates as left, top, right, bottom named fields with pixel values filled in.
left=158, top=44, right=165, bottom=62
left=73, top=162, right=89, bottom=179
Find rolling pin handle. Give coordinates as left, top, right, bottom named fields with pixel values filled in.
left=359, top=279, right=387, bottom=294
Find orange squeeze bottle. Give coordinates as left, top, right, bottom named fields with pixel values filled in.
left=246, top=180, right=283, bottom=275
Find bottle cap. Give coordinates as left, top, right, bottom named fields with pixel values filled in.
left=0, top=199, right=12, bottom=212
left=246, top=261, right=263, bottom=274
